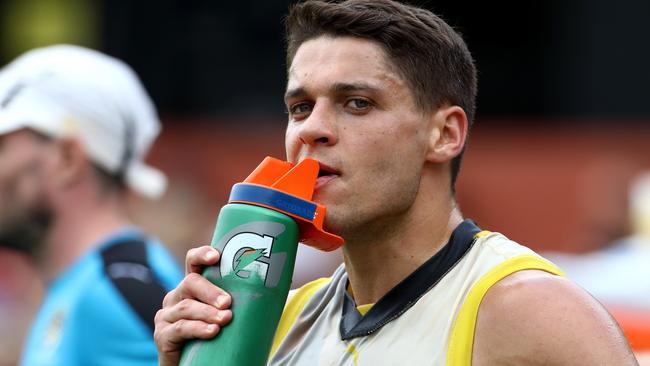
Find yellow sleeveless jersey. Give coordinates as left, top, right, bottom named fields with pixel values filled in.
left=269, top=220, right=563, bottom=365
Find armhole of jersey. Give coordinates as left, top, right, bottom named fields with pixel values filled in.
left=445, top=254, right=565, bottom=366
left=270, top=277, right=332, bottom=358
left=101, top=239, right=167, bottom=333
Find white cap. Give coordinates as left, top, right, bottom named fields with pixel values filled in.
left=0, top=45, right=166, bottom=199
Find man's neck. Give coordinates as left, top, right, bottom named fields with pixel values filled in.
left=42, top=195, right=131, bottom=282
left=342, top=194, right=463, bottom=306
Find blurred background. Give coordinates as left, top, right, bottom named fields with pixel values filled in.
left=2, top=0, right=650, bottom=364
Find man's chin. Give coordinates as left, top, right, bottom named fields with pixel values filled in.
left=322, top=212, right=350, bottom=239
left=0, top=212, right=51, bottom=255
left=0, top=226, right=44, bottom=255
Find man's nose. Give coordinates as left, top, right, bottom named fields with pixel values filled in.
left=297, top=102, right=338, bottom=147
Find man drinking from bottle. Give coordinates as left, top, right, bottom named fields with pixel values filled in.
left=153, top=1, right=637, bottom=364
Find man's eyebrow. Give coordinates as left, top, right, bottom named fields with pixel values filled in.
left=284, top=87, right=307, bottom=103
left=284, top=82, right=381, bottom=103
left=330, top=82, right=380, bottom=93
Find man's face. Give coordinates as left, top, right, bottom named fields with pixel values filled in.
left=0, top=129, right=53, bottom=252
left=284, top=36, right=432, bottom=238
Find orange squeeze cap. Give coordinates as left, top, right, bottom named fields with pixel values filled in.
left=227, top=156, right=344, bottom=251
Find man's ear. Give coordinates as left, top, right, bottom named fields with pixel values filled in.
left=425, top=105, right=468, bottom=164
left=51, top=138, right=88, bottom=188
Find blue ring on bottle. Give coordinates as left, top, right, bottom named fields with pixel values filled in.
left=228, top=183, right=317, bottom=221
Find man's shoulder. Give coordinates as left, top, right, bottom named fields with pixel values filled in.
left=473, top=270, right=636, bottom=365
left=58, top=235, right=179, bottom=298
left=97, top=235, right=182, bottom=330
left=272, top=274, right=340, bottom=358
left=71, top=242, right=159, bottom=324
left=40, top=234, right=179, bottom=338
left=477, top=269, right=581, bottom=323
left=471, top=229, right=536, bottom=256
left=22, top=247, right=156, bottom=365
left=287, top=277, right=334, bottom=304
left=51, top=241, right=164, bottom=361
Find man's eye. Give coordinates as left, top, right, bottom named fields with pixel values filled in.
left=345, top=98, right=371, bottom=110
left=290, top=103, right=313, bottom=116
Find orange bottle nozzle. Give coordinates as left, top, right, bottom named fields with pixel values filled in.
left=243, top=157, right=293, bottom=186
left=244, top=157, right=319, bottom=201
left=230, top=156, right=344, bottom=251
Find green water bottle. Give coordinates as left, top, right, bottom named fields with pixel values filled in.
left=180, top=157, right=343, bottom=366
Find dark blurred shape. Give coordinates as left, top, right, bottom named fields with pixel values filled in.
left=443, top=0, right=650, bottom=120
left=100, top=0, right=293, bottom=120
left=92, top=0, right=650, bottom=122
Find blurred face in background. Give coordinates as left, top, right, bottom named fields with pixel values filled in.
left=0, top=129, right=54, bottom=253
left=284, top=36, right=432, bottom=239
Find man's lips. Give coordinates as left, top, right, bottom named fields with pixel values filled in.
left=316, top=174, right=337, bottom=188
left=315, top=162, right=340, bottom=189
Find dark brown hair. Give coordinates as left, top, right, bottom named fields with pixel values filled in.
left=285, top=0, right=477, bottom=189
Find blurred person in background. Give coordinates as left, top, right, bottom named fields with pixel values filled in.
left=547, top=156, right=650, bottom=310
left=153, top=0, right=637, bottom=364
left=0, top=45, right=183, bottom=365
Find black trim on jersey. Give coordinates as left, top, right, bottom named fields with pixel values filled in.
left=101, top=239, right=167, bottom=333
left=339, top=219, right=482, bottom=340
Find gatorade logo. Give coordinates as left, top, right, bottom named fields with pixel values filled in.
left=221, top=232, right=274, bottom=282
left=212, top=221, right=288, bottom=288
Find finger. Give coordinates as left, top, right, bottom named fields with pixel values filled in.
left=185, top=246, right=220, bottom=275
left=161, top=298, right=233, bottom=326
left=155, top=319, right=221, bottom=353
left=162, top=287, right=181, bottom=308
left=164, top=272, right=231, bottom=309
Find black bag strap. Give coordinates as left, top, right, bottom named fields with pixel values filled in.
left=101, top=238, right=167, bottom=333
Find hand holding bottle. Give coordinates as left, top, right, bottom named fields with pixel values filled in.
left=154, top=246, right=232, bottom=366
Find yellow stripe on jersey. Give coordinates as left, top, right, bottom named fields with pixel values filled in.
left=345, top=343, right=360, bottom=365
left=474, top=230, right=492, bottom=239
left=270, top=277, right=332, bottom=358
left=356, top=303, right=374, bottom=316
left=445, top=254, right=564, bottom=366
left=346, top=283, right=375, bottom=315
